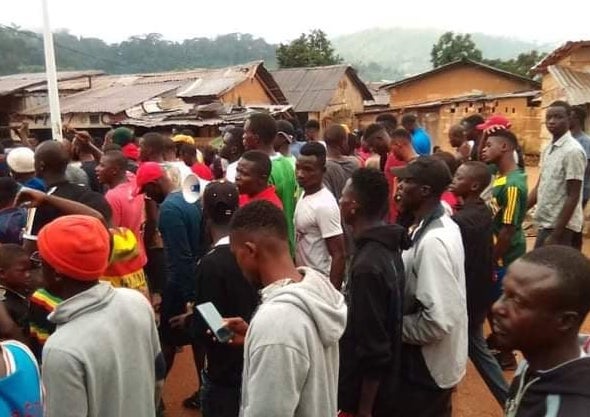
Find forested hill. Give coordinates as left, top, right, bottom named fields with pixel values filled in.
left=0, top=24, right=555, bottom=82
left=0, top=27, right=277, bottom=75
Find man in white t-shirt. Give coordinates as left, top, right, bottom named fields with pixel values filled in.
left=294, top=142, right=346, bottom=289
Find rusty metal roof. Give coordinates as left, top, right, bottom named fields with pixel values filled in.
left=175, top=61, right=287, bottom=104
left=23, top=82, right=182, bottom=115
left=364, top=82, right=390, bottom=107
left=390, top=90, right=541, bottom=110
left=0, top=70, right=104, bottom=96
left=547, top=65, right=590, bottom=105
left=532, top=41, right=590, bottom=74
left=271, top=65, right=372, bottom=112
left=118, top=103, right=294, bottom=128
left=19, top=62, right=287, bottom=115
left=380, top=58, right=540, bottom=91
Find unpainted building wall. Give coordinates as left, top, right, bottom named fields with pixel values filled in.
left=388, top=66, right=536, bottom=108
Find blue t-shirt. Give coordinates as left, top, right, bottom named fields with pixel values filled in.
left=573, top=131, right=590, bottom=201
left=0, top=341, right=43, bottom=417
left=411, top=127, right=432, bottom=156
left=23, top=177, right=46, bottom=192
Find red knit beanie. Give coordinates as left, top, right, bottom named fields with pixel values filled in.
left=38, top=215, right=111, bottom=281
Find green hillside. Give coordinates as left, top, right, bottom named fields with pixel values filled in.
left=332, top=27, right=556, bottom=81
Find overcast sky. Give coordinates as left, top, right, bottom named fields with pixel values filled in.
left=2, top=0, right=586, bottom=45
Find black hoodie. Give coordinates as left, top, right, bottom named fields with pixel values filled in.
left=338, top=224, right=408, bottom=417
left=505, top=357, right=590, bottom=417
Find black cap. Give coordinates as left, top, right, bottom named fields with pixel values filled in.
left=391, top=156, right=452, bottom=195
left=276, top=120, right=295, bottom=144
left=203, top=180, right=239, bottom=225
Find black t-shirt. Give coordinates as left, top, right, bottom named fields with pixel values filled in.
left=0, top=285, right=29, bottom=336
left=452, top=199, right=494, bottom=326
left=193, top=243, right=259, bottom=387
left=24, top=181, right=109, bottom=240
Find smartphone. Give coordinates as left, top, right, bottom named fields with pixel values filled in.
left=196, top=302, right=233, bottom=343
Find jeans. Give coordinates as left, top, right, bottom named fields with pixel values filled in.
left=468, top=324, right=509, bottom=406
left=534, top=227, right=579, bottom=249
left=201, top=371, right=241, bottom=417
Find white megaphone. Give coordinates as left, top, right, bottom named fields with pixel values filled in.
left=182, top=173, right=210, bottom=203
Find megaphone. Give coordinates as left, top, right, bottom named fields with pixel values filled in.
left=182, top=173, right=210, bottom=203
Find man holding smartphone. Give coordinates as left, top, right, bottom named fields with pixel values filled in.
left=170, top=181, right=258, bottom=417
left=228, top=200, right=347, bottom=417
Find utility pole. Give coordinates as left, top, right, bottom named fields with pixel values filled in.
left=41, top=0, right=63, bottom=141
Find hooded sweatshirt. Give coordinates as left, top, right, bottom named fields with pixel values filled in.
left=42, top=283, right=164, bottom=417
left=339, top=224, right=407, bottom=416
left=240, top=267, right=347, bottom=417
left=505, top=356, right=590, bottom=417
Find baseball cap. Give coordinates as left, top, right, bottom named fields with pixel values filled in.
left=203, top=180, right=239, bottom=225
left=6, top=147, right=35, bottom=173
left=276, top=120, right=295, bottom=144
left=391, top=156, right=452, bottom=194
left=476, top=115, right=512, bottom=133
left=134, top=162, right=165, bottom=195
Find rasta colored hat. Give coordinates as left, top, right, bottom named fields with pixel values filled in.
left=38, top=215, right=111, bottom=281
left=391, top=156, right=452, bottom=195
left=476, top=115, right=512, bottom=134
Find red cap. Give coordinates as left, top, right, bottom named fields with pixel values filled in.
left=191, top=163, right=214, bottom=181
left=476, top=115, right=512, bottom=133
left=134, top=162, right=165, bottom=195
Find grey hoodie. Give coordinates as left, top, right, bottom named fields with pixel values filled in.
left=240, top=267, right=347, bottom=417
left=42, top=283, right=163, bottom=417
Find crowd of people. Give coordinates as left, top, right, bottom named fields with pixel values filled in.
left=1, top=101, right=590, bottom=417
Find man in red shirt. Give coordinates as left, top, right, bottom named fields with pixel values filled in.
left=236, top=150, right=283, bottom=208
left=386, top=128, right=418, bottom=223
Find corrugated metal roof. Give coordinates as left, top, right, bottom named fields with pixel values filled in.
left=118, top=103, right=293, bottom=128
left=532, top=41, right=590, bottom=74
left=178, top=76, right=245, bottom=98
left=364, top=82, right=390, bottom=107
left=23, top=82, right=181, bottom=115
left=548, top=65, right=590, bottom=105
left=16, top=62, right=287, bottom=115
left=25, top=74, right=130, bottom=93
left=271, top=65, right=372, bottom=112
left=0, top=70, right=104, bottom=96
left=391, top=90, right=540, bottom=110
left=380, top=58, right=540, bottom=91
left=176, top=61, right=266, bottom=98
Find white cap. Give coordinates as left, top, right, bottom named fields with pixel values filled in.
left=6, top=147, right=35, bottom=174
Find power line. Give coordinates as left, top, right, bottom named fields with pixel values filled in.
left=0, top=23, right=126, bottom=69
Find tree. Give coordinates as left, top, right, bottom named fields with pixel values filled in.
left=430, top=32, right=483, bottom=68
left=484, top=50, right=546, bottom=78
left=277, top=29, right=342, bottom=68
